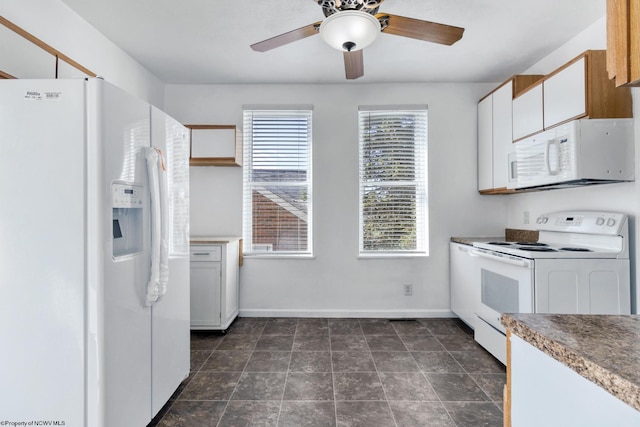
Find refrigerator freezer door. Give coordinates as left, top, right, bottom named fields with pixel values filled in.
left=149, top=106, right=191, bottom=416
left=91, top=79, right=154, bottom=427
left=0, top=80, right=87, bottom=424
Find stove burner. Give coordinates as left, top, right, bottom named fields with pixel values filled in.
left=516, top=242, right=547, bottom=246
left=560, top=247, right=593, bottom=252
left=517, top=246, right=558, bottom=252
left=486, top=241, right=512, bottom=245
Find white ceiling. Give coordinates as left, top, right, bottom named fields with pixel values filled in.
left=59, top=0, right=606, bottom=85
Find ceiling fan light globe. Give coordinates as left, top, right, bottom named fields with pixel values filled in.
left=319, top=10, right=380, bottom=52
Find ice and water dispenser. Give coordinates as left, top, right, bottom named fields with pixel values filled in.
left=112, top=182, right=143, bottom=257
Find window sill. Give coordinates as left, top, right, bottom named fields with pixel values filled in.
left=243, top=253, right=315, bottom=260
left=358, top=252, right=429, bottom=259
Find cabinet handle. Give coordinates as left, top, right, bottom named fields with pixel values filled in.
left=193, top=252, right=210, bottom=256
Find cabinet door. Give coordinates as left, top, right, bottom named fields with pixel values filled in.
left=492, top=81, right=513, bottom=189
left=190, top=262, right=222, bottom=327
left=512, top=83, right=543, bottom=140
left=477, top=96, right=493, bottom=191
left=223, top=242, right=240, bottom=324
left=543, top=57, right=586, bottom=128
left=510, top=334, right=640, bottom=427
left=450, top=243, right=479, bottom=329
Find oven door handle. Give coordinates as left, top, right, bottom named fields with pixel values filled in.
left=471, top=249, right=533, bottom=268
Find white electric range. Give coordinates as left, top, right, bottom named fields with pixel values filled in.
left=471, top=211, right=631, bottom=364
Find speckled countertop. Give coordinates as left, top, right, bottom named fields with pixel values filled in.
left=450, top=236, right=502, bottom=246
left=502, top=313, right=640, bottom=411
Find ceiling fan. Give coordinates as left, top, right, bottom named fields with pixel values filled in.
left=250, top=0, right=465, bottom=80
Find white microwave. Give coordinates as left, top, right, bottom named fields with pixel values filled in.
left=510, top=119, right=634, bottom=190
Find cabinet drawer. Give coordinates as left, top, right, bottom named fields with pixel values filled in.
left=190, top=245, right=222, bottom=262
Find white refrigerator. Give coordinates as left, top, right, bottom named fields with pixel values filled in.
left=0, top=78, right=190, bottom=426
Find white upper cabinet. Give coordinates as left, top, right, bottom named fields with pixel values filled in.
left=513, top=51, right=631, bottom=142
left=478, top=75, right=543, bottom=193
left=477, top=95, right=493, bottom=192
left=512, top=83, right=543, bottom=141
left=543, top=57, right=587, bottom=128
left=492, top=81, right=514, bottom=189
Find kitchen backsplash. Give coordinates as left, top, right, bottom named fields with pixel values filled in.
left=505, top=228, right=539, bottom=242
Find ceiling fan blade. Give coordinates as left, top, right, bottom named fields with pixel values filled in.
left=344, top=49, right=364, bottom=80
left=251, top=22, right=321, bottom=52
left=377, top=13, right=464, bottom=45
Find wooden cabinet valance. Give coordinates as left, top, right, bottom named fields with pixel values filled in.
left=607, top=0, right=640, bottom=86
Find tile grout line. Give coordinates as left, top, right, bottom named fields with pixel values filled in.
left=415, top=320, right=462, bottom=427
left=328, top=319, right=339, bottom=427
left=214, top=320, right=265, bottom=427
left=435, top=330, right=462, bottom=427
left=379, top=320, right=403, bottom=427
left=449, top=320, right=503, bottom=408
left=274, top=318, right=298, bottom=427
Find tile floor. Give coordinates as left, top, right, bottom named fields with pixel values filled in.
left=148, top=317, right=505, bottom=427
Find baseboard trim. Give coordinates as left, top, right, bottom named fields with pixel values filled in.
left=238, top=309, right=455, bottom=318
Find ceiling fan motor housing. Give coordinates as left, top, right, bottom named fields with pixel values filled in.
left=318, top=0, right=382, bottom=17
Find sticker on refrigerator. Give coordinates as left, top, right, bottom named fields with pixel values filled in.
left=24, top=91, right=62, bottom=100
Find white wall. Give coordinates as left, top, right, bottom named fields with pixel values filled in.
left=165, top=83, right=507, bottom=317
left=506, top=16, right=640, bottom=313
left=0, top=0, right=164, bottom=106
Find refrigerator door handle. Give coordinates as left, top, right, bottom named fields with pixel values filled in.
left=144, top=146, right=170, bottom=307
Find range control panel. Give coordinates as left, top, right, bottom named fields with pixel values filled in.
left=112, top=183, right=143, bottom=208
left=535, top=211, right=626, bottom=235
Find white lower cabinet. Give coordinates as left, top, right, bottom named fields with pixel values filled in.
left=449, top=242, right=479, bottom=329
left=509, top=334, right=640, bottom=426
left=190, top=238, right=240, bottom=331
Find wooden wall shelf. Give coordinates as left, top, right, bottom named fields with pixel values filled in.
left=186, top=125, right=243, bottom=167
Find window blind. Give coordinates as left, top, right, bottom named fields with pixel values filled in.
left=165, top=120, right=190, bottom=256
left=243, top=109, right=313, bottom=255
left=358, top=109, right=428, bottom=254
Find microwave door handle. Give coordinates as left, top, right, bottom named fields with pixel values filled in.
left=545, top=139, right=560, bottom=175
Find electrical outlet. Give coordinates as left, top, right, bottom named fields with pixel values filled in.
left=523, top=210, right=530, bottom=225
left=403, top=284, right=413, bottom=296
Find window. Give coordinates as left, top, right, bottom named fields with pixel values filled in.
left=165, top=119, right=190, bottom=256
left=358, top=106, right=428, bottom=255
left=243, top=108, right=313, bottom=255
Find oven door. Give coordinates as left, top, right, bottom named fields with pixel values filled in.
left=473, top=249, right=535, bottom=331
left=472, top=249, right=535, bottom=364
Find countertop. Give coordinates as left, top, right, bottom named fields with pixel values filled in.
left=502, top=313, right=640, bottom=411
left=450, top=236, right=502, bottom=246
